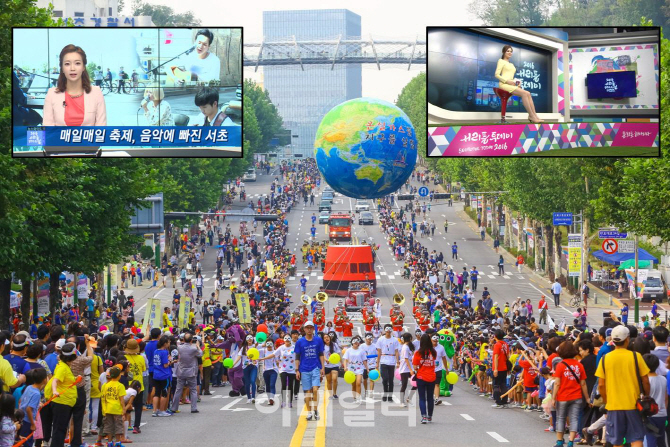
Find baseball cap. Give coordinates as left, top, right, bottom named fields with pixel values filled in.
left=304, top=321, right=315, bottom=327
left=611, top=325, right=630, bottom=342
left=55, top=339, right=66, bottom=350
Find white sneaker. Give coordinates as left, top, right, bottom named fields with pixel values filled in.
left=247, top=399, right=252, bottom=404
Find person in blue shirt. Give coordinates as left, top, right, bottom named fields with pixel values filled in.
left=144, top=328, right=161, bottom=408
left=470, top=267, right=479, bottom=291
left=86, top=297, right=96, bottom=322
left=621, top=303, right=629, bottom=325
left=300, top=275, right=308, bottom=293
left=5, top=334, right=30, bottom=375
left=311, top=214, right=316, bottom=225
left=294, top=321, right=325, bottom=421
left=310, top=225, right=316, bottom=239
left=152, top=336, right=173, bottom=417
left=452, top=243, right=458, bottom=260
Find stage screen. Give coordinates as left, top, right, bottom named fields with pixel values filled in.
left=570, top=44, right=658, bottom=110
left=12, top=27, right=242, bottom=157
left=428, top=28, right=552, bottom=114
left=587, top=71, right=637, bottom=99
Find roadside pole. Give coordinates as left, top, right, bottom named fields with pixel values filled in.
left=634, top=234, right=639, bottom=323
left=107, top=266, right=111, bottom=306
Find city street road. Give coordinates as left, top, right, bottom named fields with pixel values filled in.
left=124, top=171, right=586, bottom=446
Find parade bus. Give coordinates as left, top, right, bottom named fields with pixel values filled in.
left=327, top=212, right=353, bottom=241
left=322, top=245, right=377, bottom=297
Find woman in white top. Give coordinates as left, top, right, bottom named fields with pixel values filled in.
left=263, top=335, right=296, bottom=408
left=234, top=335, right=259, bottom=403
left=371, top=322, right=383, bottom=343
left=343, top=336, right=369, bottom=403
left=322, top=333, right=342, bottom=399
left=398, top=333, right=417, bottom=407
left=258, top=340, right=278, bottom=405
left=141, top=86, right=175, bottom=126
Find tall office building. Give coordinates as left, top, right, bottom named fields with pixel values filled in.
left=263, top=9, right=362, bottom=157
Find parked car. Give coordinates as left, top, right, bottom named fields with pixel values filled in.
left=319, top=200, right=332, bottom=212
left=318, top=210, right=330, bottom=224
left=355, top=200, right=370, bottom=213
left=322, top=191, right=334, bottom=202
left=641, top=269, right=668, bottom=302
left=358, top=211, right=374, bottom=225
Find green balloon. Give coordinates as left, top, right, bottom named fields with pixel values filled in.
left=256, top=332, right=267, bottom=343
left=223, top=358, right=234, bottom=368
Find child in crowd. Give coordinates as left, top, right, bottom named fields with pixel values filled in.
left=18, top=368, right=48, bottom=447
left=101, top=366, right=127, bottom=447
left=0, top=394, right=19, bottom=447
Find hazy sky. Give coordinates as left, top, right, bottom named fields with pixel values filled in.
left=122, top=0, right=482, bottom=101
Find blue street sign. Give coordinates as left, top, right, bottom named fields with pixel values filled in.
left=599, top=230, right=628, bottom=239
left=418, top=187, right=429, bottom=197
left=553, top=212, right=573, bottom=226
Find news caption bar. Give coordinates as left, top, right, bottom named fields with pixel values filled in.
left=15, top=126, right=242, bottom=147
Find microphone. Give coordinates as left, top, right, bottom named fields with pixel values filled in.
left=185, top=45, right=196, bottom=55
left=63, top=101, right=67, bottom=108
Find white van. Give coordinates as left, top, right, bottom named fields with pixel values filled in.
left=641, top=269, right=667, bottom=302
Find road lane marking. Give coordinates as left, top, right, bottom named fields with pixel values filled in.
left=487, top=432, right=509, bottom=443
left=460, top=414, right=474, bottom=421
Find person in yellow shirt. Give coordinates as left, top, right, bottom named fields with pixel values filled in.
left=46, top=342, right=80, bottom=447
left=201, top=339, right=212, bottom=395
left=595, top=325, right=650, bottom=447
left=0, top=333, right=24, bottom=392
left=101, top=366, right=126, bottom=446
left=89, top=348, right=103, bottom=435
left=124, top=339, right=146, bottom=433
left=162, top=307, right=173, bottom=328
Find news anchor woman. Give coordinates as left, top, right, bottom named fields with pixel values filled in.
left=495, top=45, right=544, bottom=124
left=43, top=44, right=107, bottom=126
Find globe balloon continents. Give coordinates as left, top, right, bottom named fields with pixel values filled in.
left=314, top=98, right=418, bottom=199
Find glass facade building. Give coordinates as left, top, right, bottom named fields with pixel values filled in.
left=263, top=9, right=362, bottom=157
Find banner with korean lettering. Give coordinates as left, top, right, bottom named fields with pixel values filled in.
left=37, top=277, right=50, bottom=316
left=142, top=298, right=162, bottom=334
left=266, top=261, right=275, bottom=279
left=235, top=293, right=252, bottom=324
left=77, top=274, right=88, bottom=301
left=568, top=234, right=582, bottom=278
left=63, top=272, right=75, bottom=307
left=178, top=296, right=192, bottom=329
left=15, top=126, right=242, bottom=147
left=428, top=123, right=659, bottom=157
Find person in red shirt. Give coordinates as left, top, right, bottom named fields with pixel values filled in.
left=492, top=329, right=510, bottom=408
left=517, top=350, right=539, bottom=410
left=412, top=334, right=437, bottom=424
left=538, top=295, right=549, bottom=325
left=341, top=317, right=353, bottom=338
left=551, top=341, right=589, bottom=447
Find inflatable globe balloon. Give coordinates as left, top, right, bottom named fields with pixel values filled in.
left=314, top=97, right=418, bottom=199
left=256, top=332, right=267, bottom=343
left=446, top=371, right=459, bottom=385
left=344, top=371, right=356, bottom=384
left=223, top=358, right=234, bottom=368
left=368, top=369, right=380, bottom=381
left=247, top=348, right=259, bottom=361
left=329, top=353, right=341, bottom=364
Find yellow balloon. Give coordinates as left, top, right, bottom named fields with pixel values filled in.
left=247, top=348, right=259, bottom=360
left=344, top=371, right=356, bottom=384
left=329, top=353, right=341, bottom=364
left=446, top=371, right=459, bottom=385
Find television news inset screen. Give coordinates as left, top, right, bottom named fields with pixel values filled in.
left=12, top=27, right=242, bottom=157
left=586, top=71, right=637, bottom=99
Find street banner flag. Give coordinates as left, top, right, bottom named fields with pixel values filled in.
left=235, top=293, right=252, bottom=323
left=267, top=261, right=275, bottom=279
left=142, top=298, right=162, bottom=334
left=179, top=296, right=191, bottom=329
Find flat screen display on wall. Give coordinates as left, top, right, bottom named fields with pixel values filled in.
left=586, top=71, right=637, bottom=99
left=428, top=28, right=552, bottom=114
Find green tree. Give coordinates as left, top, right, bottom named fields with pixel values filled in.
left=243, top=79, right=284, bottom=153
left=131, top=1, right=201, bottom=26
left=470, top=0, right=552, bottom=25
left=396, top=72, right=426, bottom=164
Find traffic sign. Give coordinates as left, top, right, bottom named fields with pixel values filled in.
left=553, top=212, right=573, bottom=226
left=618, top=240, right=635, bottom=253
left=418, top=187, right=429, bottom=197
left=602, top=239, right=618, bottom=254
left=599, top=230, right=628, bottom=239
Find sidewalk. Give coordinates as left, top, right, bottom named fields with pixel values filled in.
left=453, top=200, right=622, bottom=316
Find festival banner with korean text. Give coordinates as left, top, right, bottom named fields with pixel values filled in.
left=266, top=261, right=275, bottom=279
left=568, top=234, right=582, bottom=278
left=235, top=293, right=252, bottom=324
left=179, top=296, right=192, bottom=329
left=77, top=274, right=88, bottom=301
left=142, top=298, right=162, bottom=334
left=37, top=277, right=50, bottom=316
